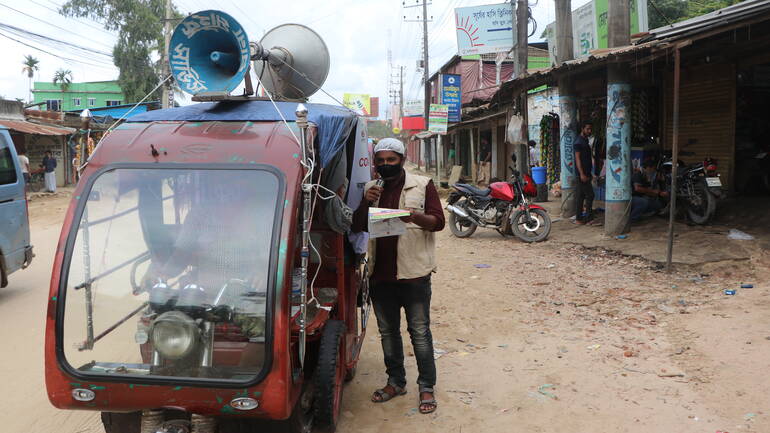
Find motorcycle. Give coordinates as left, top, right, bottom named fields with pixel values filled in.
left=657, top=151, right=721, bottom=225
left=446, top=154, right=551, bottom=242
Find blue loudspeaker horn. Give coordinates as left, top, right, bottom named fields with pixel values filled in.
left=170, top=10, right=251, bottom=97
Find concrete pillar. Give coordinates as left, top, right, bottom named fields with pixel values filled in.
left=558, top=85, right=578, bottom=217
left=555, top=0, right=576, bottom=217
left=604, top=0, right=632, bottom=235
left=604, top=64, right=632, bottom=235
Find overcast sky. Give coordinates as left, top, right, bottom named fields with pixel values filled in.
left=0, top=0, right=591, bottom=115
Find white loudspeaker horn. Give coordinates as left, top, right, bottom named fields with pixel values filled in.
left=251, top=24, right=331, bottom=101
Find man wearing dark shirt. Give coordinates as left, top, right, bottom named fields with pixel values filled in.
left=573, top=121, right=594, bottom=224
left=41, top=150, right=57, bottom=193
left=352, top=138, right=444, bottom=415
left=631, top=160, right=667, bottom=222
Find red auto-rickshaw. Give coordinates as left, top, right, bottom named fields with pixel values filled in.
left=45, top=10, right=372, bottom=433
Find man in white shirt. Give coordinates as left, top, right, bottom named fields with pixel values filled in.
left=17, top=151, right=30, bottom=184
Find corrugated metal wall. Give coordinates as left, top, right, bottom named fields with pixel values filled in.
left=664, top=62, right=736, bottom=190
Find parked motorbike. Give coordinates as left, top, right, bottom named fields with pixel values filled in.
left=446, top=154, right=551, bottom=242
left=657, top=151, right=721, bottom=225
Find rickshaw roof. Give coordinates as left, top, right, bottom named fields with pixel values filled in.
left=128, top=100, right=359, bottom=167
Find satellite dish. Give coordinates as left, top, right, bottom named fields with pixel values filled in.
left=252, top=24, right=330, bottom=100
left=169, top=10, right=251, bottom=97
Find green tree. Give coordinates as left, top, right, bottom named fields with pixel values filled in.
left=648, top=0, right=748, bottom=29
left=367, top=120, right=396, bottom=140
left=21, top=55, right=40, bottom=104
left=53, top=68, right=73, bottom=93
left=59, top=0, right=180, bottom=104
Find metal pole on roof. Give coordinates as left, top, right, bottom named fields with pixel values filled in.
left=666, top=47, right=682, bottom=272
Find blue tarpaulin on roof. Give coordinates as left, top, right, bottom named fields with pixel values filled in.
left=127, top=100, right=358, bottom=168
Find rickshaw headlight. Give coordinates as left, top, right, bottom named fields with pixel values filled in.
left=151, top=311, right=200, bottom=360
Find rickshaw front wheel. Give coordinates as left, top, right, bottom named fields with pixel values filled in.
left=313, top=320, right=345, bottom=432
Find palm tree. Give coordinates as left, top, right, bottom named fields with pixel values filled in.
left=21, top=55, right=40, bottom=104
left=52, top=69, right=73, bottom=110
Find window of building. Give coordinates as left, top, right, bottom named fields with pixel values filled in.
left=46, top=100, right=62, bottom=111
left=88, top=98, right=96, bottom=107
left=73, top=98, right=81, bottom=107
left=105, top=100, right=122, bottom=106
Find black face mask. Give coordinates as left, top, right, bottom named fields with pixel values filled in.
left=376, top=163, right=402, bottom=180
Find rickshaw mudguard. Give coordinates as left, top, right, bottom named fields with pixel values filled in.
left=44, top=120, right=308, bottom=420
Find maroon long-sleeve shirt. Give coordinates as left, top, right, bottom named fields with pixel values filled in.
left=352, top=170, right=445, bottom=282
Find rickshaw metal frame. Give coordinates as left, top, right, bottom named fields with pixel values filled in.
left=53, top=162, right=285, bottom=389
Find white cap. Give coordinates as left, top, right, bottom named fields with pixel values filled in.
left=373, top=138, right=405, bottom=156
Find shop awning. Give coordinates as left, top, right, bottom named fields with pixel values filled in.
left=448, top=111, right=506, bottom=129
left=0, top=119, right=74, bottom=135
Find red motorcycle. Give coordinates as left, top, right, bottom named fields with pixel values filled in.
left=446, top=154, right=551, bottom=242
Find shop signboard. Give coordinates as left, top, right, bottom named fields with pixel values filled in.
left=544, top=0, right=648, bottom=64
left=440, top=74, right=462, bottom=123
left=454, top=3, right=515, bottom=56
left=343, top=93, right=371, bottom=116
left=404, top=99, right=424, bottom=117
left=428, top=104, right=449, bottom=134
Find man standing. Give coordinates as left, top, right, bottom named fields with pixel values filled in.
left=528, top=140, right=539, bottom=169
left=478, top=138, right=491, bottom=185
left=352, top=138, right=444, bottom=415
left=631, top=160, right=667, bottom=222
left=41, top=150, right=57, bottom=193
left=573, top=121, right=594, bottom=224
left=17, top=150, right=30, bottom=185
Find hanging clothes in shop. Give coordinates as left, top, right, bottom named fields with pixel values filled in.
left=539, top=113, right=560, bottom=186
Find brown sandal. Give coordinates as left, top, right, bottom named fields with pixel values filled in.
left=419, top=388, right=437, bottom=414
left=371, top=384, right=407, bottom=403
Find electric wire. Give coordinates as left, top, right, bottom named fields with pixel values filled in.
left=0, top=30, right=116, bottom=70
left=0, top=2, right=114, bottom=50
left=27, top=0, right=117, bottom=38
left=0, top=22, right=113, bottom=59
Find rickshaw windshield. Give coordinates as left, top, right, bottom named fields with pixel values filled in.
left=62, top=167, right=280, bottom=382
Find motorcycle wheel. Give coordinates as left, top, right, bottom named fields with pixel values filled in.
left=686, top=181, right=716, bottom=225
left=511, top=208, right=551, bottom=243
left=447, top=201, right=477, bottom=238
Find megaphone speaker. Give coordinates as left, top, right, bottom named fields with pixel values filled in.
left=170, top=10, right=251, bottom=96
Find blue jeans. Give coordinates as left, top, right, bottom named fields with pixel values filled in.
left=631, top=196, right=662, bottom=222
left=370, top=277, right=436, bottom=391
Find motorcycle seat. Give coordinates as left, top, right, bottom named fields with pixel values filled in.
left=455, top=183, right=490, bottom=197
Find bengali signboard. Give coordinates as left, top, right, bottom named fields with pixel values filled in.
left=428, top=104, right=449, bottom=134
left=454, top=3, right=515, bottom=56
left=544, top=0, right=648, bottom=64
left=404, top=99, right=424, bottom=117
left=440, top=74, right=462, bottom=123
left=343, top=93, right=371, bottom=116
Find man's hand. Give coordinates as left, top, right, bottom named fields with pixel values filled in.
left=580, top=173, right=590, bottom=183
left=399, top=209, right=415, bottom=223
left=659, top=190, right=669, bottom=198
left=365, top=185, right=383, bottom=204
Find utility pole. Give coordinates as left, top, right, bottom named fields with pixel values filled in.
left=515, top=0, right=529, bottom=174
left=405, top=0, right=432, bottom=169
left=604, top=0, right=632, bottom=235
left=555, top=0, right=577, bottom=218
left=399, top=65, right=404, bottom=119
left=161, top=0, right=173, bottom=109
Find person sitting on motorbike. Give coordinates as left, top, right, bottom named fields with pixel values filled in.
left=631, top=159, right=668, bottom=222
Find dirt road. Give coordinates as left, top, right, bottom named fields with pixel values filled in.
left=3, top=191, right=769, bottom=432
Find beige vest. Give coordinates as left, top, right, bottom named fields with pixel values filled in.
left=366, top=171, right=436, bottom=280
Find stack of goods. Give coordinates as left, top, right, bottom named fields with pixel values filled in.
left=539, top=114, right=561, bottom=186
left=631, top=90, right=650, bottom=144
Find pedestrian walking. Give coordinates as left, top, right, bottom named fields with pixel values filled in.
left=528, top=140, right=539, bottom=168
left=573, top=121, right=594, bottom=224
left=41, top=150, right=57, bottom=193
left=17, top=151, right=30, bottom=185
left=352, top=138, right=444, bottom=415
